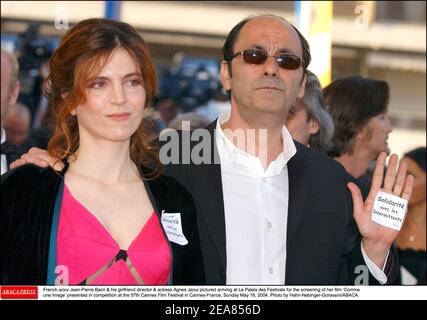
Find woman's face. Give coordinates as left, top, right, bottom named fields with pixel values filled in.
left=402, top=156, right=426, bottom=206
left=72, top=48, right=146, bottom=143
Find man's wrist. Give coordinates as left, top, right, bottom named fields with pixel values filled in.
left=361, top=238, right=390, bottom=269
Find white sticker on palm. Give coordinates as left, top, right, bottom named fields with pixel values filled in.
left=371, top=191, right=408, bottom=231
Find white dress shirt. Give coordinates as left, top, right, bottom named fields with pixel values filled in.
left=215, top=112, right=388, bottom=284
left=1, top=128, right=8, bottom=175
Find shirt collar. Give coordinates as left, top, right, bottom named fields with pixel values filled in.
left=1, top=128, right=6, bottom=145
left=215, top=112, right=296, bottom=177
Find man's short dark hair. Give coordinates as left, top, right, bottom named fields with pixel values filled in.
left=222, top=14, right=311, bottom=77
left=323, top=75, right=390, bottom=157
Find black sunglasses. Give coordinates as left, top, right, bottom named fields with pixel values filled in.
left=230, top=48, right=303, bottom=70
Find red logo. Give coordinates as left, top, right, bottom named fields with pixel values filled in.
left=1, top=286, right=38, bottom=299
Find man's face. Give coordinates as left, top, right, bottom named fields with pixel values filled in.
left=360, top=112, right=393, bottom=158
left=220, top=17, right=306, bottom=122
left=4, top=110, right=30, bottom=146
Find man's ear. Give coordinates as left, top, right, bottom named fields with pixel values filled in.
left=297, top=73, right=306, bottom=99
left=220, top=61, right=231, bottom=92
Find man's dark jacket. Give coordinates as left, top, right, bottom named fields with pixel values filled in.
left=158, top=120, right=398, bottom=285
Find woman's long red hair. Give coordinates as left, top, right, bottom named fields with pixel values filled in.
left=46, top=18, right=161, bottom=178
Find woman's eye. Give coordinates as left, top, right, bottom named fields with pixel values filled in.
left=92, top=80, right=106, bottom=89
left=127, top=79, right=142, bottom=86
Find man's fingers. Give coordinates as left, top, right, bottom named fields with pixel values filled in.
left=9, top=152, right=64, bottom=171
left=9, top=158, right=27, bottom=170
left=9, top=147, right=64, bottom=172
left=20, top=147, right=63, bottom=170
left=21, top=153, right=40, bottom=163
left=401, top=174, right=414, bottom=201
left=368, top=152, right=387, bottom=199
left=348, top=182, right=364, bottom=220
left=393, top=160, right=407, bottom=196
left=21, top=153, right=49, bottom=168
left=52, top=160, right=65, bottom=171
left=28, top=146, right=44, bottom=155
left=383, top=154, right=398, bottom=192
left=30, top=150, right=57, bottom=167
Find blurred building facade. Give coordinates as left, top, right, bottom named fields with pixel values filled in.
left=2, top=1, right=425, bottom=157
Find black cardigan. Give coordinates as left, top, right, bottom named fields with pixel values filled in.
left=0, top=164, right=205, bottom=285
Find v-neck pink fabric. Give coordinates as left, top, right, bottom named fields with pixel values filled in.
left=56, top=184, right=171, bottom=285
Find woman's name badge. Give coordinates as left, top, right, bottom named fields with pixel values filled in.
left=371, top=191, right=407, bottom=231
left=161, top=210, right=188, bottom=246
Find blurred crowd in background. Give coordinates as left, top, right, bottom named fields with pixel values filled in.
left=1, top=1, right=426, bottom=157
left=1, top=22, right=233, bottom=151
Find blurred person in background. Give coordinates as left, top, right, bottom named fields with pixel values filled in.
left=28, top=113, right=54, bottom=150
left=324, top=75, right=393, bottom=197
left=395, top=147, right=426, bottom=285
left=32, top=59, right=50, bottom=130
left=195, top=86, right=231, bottom=122
left=25, top=59, right=55, bottom=150
left=285, top=70, right=334, bottom=154
left=4, top=102, right=31, bottom=148
left=14, top=23, right=54, bottom=124
left=152, top=97, right=180, bottom=130
left=143, top=113, right=163, bottom=143
left=168, top=112, right=210, bottom=131
left=1, top=18, right=205, bottom=285
left=1, top=48, right=21, bottom=175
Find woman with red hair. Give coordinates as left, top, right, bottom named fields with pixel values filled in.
left=1, top=18, right=205, bottom=285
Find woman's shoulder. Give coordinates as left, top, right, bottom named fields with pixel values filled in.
left=1, top=164, right=59, bottom=188
left=144, top=170, right=195, bottom=209
left=146, top=171, right=192, bottom=197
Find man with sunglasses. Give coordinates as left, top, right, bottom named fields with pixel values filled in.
left=12, top=15, right=412, bottom=285
left=162, top=14, right=409, bottom=285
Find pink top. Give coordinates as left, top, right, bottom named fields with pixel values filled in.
left=56, top=184, right=171, bottom=285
